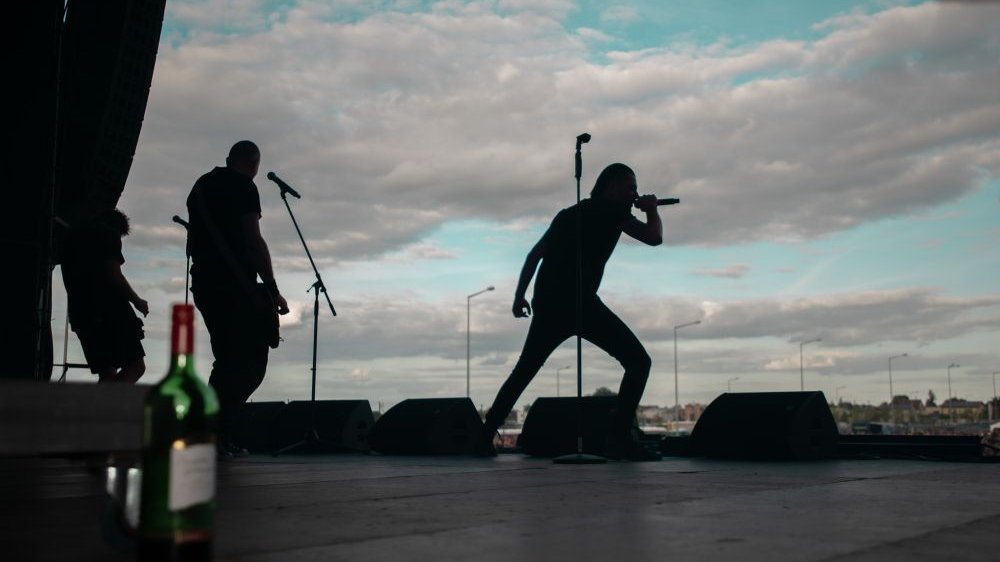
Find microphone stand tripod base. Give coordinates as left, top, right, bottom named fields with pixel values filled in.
left=553, top=452, right=607, bottom=464
left=271, top=427, right=342, bottom=456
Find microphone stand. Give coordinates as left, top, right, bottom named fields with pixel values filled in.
left=271, top=183, right=340, bottom=456
left=554, top=133, right=606, bottom=465
left=172, top=215, right=190, bottom=305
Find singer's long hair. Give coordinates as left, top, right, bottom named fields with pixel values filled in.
left=590, top=163, right=634, bottom=198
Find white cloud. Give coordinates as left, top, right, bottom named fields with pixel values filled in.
left=763, top=352, right=842, bottom=371
left=91, top=1, right=1000, bottom=406
left=124, top=1, right=999, bottom=264
left=253, top=285, right=999, bottom=404
left=393, top=242, right=458, bottom=262
left=623, top=287, right=1000, bottom=348
left=600, top=5, right=639, bottom=25
left=231, top=285, right=1000, bottom=369
left=690, top=264, right=751, bottom=279
left=50, top=273, right=1000, bottom=404
left=346, top=366, right=370, bottom=380
left=278, top=299, right=308, bottom=329
left=576, top=27, right=614, bottom=42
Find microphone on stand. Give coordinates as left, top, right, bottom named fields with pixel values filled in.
left=575, top=133, right=590, bottom=180
left=266, top=171, right=302, bottom=199
left=172, top=215, right=191, bottom=304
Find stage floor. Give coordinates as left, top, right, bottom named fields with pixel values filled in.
left=2, top=453, right=998, bottom=561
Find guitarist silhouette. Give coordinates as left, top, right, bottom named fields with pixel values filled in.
left=186, top=140, right=289, bottom=459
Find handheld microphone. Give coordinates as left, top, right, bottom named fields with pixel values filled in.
left=172, top=215, right=189, bottom=228
left=634, top=198, right=680, bottom=208
left=266, top=171, right=301, bottom=199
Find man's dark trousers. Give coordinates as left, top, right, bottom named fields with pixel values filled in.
left=484, top=297, right=651, bottom=435
left=193, top=282, right=269, bottom=444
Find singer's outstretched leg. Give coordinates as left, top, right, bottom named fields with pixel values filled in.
left=481, top=309, right=573, bottom=450
left=579, top=299, right=658, bottom=461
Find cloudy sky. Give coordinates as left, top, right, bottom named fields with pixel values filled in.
left=53, top=0, right=1000, bottom=413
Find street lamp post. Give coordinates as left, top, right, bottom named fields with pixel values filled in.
left=991, top=371, right=999, bottom=423
left=990, top=371, right=999, bottom=424
left=947, top=363, right=959, bottom=422
left=727, top=377, right=739, bottom=393
left=674, top=320, right=701, bottom=420
left=799, top=338, right=821, bottom=391
left=888, top=353, right=908, bottom=421
left=466, top=286, right=494, bottom=398
left=556, top=365, right=570, bottom=397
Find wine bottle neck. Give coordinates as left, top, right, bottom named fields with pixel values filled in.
left=168, top=353, right=196, bottom=374
left=170, top=307, right=195, bottom=356
left=168, top=304, right=197, bottom=375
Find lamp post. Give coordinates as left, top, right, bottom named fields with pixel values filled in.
left=991, top=371, right=998, bottom=423
left=556, top=365, right=570, bottom=397
left=727, top=377, right=739, bottom=393
left=466, top=286, right=494, bottom=398
left=799, top=338, right=821, bottom=391
left=835, top=385, right=846, bottom=404
left=947, top=363, right=959, bottom=422
left=674, top=320, right=701, bottom=420
left=888, top=353, right=907, bottom=421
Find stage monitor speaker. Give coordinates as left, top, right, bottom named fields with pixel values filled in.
left=518, top=396, right=620, bottom=457
left=267, top=400, right=375, bottom=453
left=691, top=391, right=838, bottom=461
left=232, top=401, right=288, bottom=454
left=369, top=398, right=482, bottom=455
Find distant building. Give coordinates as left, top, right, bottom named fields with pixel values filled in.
left=935, top=398, right=987, bottom=421
left=891, top=395, right=923, bottom=410
left=637, top=405, right=664, bottom=425
left=680, top=402, right=705, bottom=422
left=940, top=398, right=984, bottom=410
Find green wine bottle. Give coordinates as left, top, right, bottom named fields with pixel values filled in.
left=138, top=304, right=219, bottom=561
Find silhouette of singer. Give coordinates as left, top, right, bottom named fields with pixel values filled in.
left=478, top=163, right=663, bottom=461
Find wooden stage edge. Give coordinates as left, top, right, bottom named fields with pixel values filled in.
left=0, top=380, right=147, bottom=456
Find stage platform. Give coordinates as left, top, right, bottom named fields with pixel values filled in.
left=2, top=453, right=998, bottom=561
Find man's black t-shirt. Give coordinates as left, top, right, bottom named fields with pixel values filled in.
left=61, top=223, right=130, bottom=330
left=186, top=166, right=262, bottom=288
left=532, top=198, right=631, bottom=309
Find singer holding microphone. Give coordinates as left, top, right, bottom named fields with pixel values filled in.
left=477, top=163, right=667, bottom=461
left=185, top=140, right=290, bottom=459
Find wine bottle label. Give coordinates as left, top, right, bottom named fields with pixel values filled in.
left=169, top=443, right=216, bottom=511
